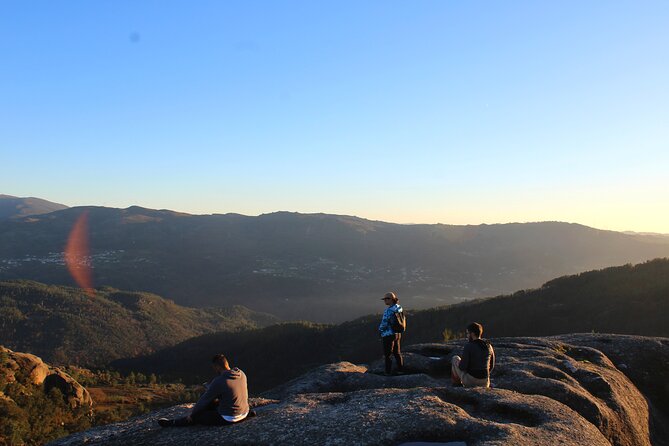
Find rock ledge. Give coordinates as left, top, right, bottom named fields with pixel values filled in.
left=48, top=334, right=668, bottom=446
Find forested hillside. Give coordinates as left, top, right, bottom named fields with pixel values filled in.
left=114, top=258, right=669, bottom=393
left=0, top=281, right=277, bottom=367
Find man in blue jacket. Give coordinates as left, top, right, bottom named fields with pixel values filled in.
left=379, top=291, right=404, bottom=375
left=158, top=354, right=254, bottom=427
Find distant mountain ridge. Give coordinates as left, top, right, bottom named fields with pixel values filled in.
left=0, top=194, right=68, bottom=219
left=0, top=280, right=278, bottom=367
left=2, top=203, right=669, bottom=321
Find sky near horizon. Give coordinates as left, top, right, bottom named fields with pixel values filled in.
left=1, top=1, right=668, bottom=233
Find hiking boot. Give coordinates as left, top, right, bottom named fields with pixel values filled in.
left=158, top=418, right=175, bottom=427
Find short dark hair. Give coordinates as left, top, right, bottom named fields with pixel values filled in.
left=211, top=354, right=230, bottom=368
left=466, top=322, right=483, bottom=338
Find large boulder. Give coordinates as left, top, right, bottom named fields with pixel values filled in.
left=47, top=335, right=665, bottom=446
left=47, top=389, right=609, bottom=446
left=552, top=334, right=669, bottom=446
left=263, top=361, right=444, bottom=400
left=1, top=346, right=92, bottom=408
left=5, top=349, right=51, bottom=385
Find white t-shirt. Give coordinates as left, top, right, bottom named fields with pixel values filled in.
left=222, top=411, right=249, bottom=423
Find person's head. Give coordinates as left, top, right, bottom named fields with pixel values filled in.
left=381, top=292, right=398, bottom=306
left=211, top=354, right=231, bottom=373
left=466, top=322, right=483, bottom=341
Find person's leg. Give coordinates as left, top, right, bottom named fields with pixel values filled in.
left=382, top=336, right=393, bottom=374
left=191, top=409, right=231, bottom=426
left=393, top=334, right=403, bottom=371
left=461, top=374, right=490, bottom=388
left=206, top=399, right=219, bottom=411
left=160, top=409, right=230, bottom=427
left=161, top=416, right=192, bottom=427
left=451, top=356, right=465, bottom=385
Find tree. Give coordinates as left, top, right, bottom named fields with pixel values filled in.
left=126, top=372, right=136, bottom=385
left=135, top=372, right=146, bottom=384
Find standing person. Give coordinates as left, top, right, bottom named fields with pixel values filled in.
left=378, top=292, right=404, bottom=375
left=451, top=322, right=495, bottom=388
left=158, top=354, right=254, bottom=427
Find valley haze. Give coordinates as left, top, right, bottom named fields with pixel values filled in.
left=2, top=195, right=669, bottom=322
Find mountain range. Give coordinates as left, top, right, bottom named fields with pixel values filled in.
left=0, top=194, right=68, bottom=220
left=2, top=199, right=669, bottom=321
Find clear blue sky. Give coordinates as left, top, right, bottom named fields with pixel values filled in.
left=2, top=1, right=668, bottom=232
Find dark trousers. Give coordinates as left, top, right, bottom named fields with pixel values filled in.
left=173, top=409, right=233, bottom=426
left=173, top=400, right=234, bottom=427
left=382, top=334, right=403, bottom=373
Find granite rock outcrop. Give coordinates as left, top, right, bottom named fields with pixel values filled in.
left=48, top=334, right=667, bottom=446
left=1, top=346, right=92, bottom=409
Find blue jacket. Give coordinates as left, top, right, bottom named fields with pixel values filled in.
left=379, top=303, right=403, bottom=337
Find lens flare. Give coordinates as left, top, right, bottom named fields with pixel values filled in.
left=64, top=211, right=95, bottom=297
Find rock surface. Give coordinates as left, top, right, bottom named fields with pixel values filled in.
left=1, top=346, right=92, bottom=408
left=553, top=334, right=669, bottom=446
left=48, top=334, right=666, bottom=446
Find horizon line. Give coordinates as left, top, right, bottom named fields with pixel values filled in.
left=6, top=196, right=668, bottom=236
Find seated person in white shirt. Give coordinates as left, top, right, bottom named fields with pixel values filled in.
left=159, top=354, right=255, bottom=427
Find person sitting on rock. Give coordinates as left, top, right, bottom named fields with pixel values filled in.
left=378, top=291, right=404, bottom=375
left=158, top=354, right=255, bottom=427
left=451, top=322, right=495, bottom=388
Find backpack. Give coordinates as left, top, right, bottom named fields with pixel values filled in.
left=390, top=310, right=406, bottom=333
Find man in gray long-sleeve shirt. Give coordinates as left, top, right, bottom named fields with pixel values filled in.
left=451, top=322, right=495, bottom=388
left=159, top=354, right=254, bottom=427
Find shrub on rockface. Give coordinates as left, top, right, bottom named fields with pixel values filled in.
left=0, top=381, right=92, bottom=446
left=0, top=397, right=30, bottom=446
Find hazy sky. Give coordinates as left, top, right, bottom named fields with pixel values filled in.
left=2, top=1, right=668, bottom=232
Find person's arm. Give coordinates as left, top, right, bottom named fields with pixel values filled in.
left=459, top=344, right=470, bottom=372
left=190, top=377, right=221, bottom=415
left=489, top=345, right=495, bottom=373
left=379, top=308, right=390, bottom=334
